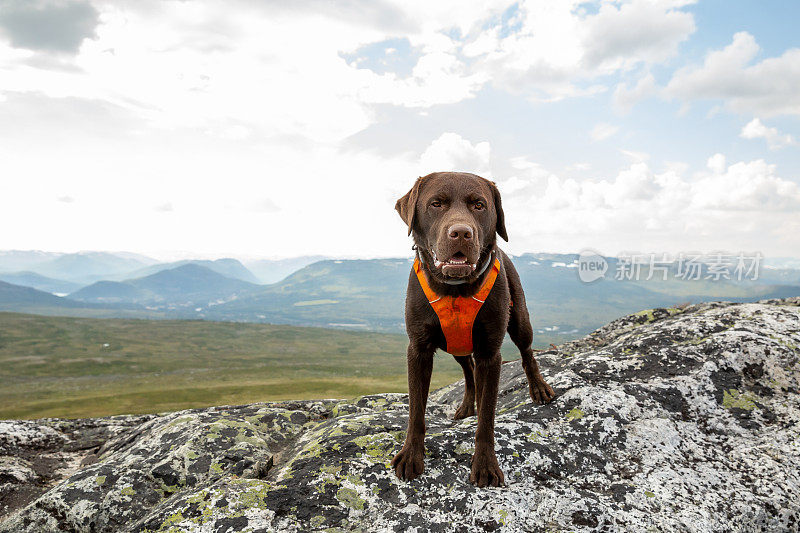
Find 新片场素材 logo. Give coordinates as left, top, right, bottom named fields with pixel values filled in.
left=575, top=251, right=763, bottom=283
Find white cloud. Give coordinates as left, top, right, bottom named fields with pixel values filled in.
left=508, top=156, right=550, bottom=175
left=502, top=154, right=800, bottom=256
left=565, top=162, right=591, bottom=172
left=0, top=2, right=384, bottom=143
left=665, top=32, right=800, bottom=117
left=250, top=198, right=280, bottom=213
left=500, top=157, right=552, bottom=194
left=468, top=0, right=695, bottom=101
left=740, top=118, right=797, bottom=149
left=0, top=0, right=701, bottom=143
left=613, top=72, right=656, bottom=112
left=581, top=0, right=696, bottom=69
left=0, top=1, right=510, bottom=142
left=590, top=123, right=620, bottom=142
left=419, top=132, right=491, bottom=176
left=509, top=157, right=535, bottom=171
left=706, top=153, right=726, bottom=174
left=353, top=50, right=488, bottom=107
left=0, top=1, right=518, bottom=143
left=620, top=149, right=650, bottom=163
left=342, top=0, right=698, bottom=105
left=497, top=175, right=534, bottom=195
left=691, top=158, right=800, bottom=211
left=0, top=0, right=100, bottom=54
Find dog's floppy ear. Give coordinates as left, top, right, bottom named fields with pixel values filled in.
left=395, top=177, right=424, bottom=236
left=490, top=181, right=508, bottom=242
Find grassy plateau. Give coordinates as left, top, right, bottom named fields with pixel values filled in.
left=0, top=312, right=476, bottom=419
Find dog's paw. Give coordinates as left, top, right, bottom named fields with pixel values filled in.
left=391, top=445, right=425, bottom=481
left=452, top=402, right=476, bottom=420
left=529, top=378, right=556, bottom=404
left=469, top=450, right=504, bottom=487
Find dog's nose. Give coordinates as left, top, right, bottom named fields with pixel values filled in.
left=448, top=224, right=473, bottom=241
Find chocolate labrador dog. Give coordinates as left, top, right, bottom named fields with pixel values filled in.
left=392, top=171, right=555, bottom=487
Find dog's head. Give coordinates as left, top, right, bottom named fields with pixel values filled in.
left=395, top=172, right=507, bottom=282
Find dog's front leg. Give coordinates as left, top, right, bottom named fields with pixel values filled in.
left=452, top=355, right=476, bottom=419
left=470, top=351, right=504, bottom=487
left=392, top=342, right=433, bottom=481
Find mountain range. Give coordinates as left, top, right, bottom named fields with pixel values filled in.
left=0, top=280, right=87, bottom=309
left=69, top=263, right=259, bottom=307
left=1, top=249, right=798, bottom=346
left=0, top=251, right=323, bottom=286
left=0, top=251, right=157, bottom=285
left=243, top=256, right=328, bottom=284
left=0, top=271, right=82, bottom=295
left=120, top=258, right=261, bottom=284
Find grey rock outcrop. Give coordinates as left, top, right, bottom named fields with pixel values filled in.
left=1, top=299, right=799, bottom=532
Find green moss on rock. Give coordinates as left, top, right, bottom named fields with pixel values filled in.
left=336, top=487, right=365, bottom=510
left=566, top=407, right=585, bottom=420
left=722, top=389, right=757, bottom=411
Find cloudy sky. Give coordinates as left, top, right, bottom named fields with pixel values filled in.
left=0, top=0, right=798, bottom=260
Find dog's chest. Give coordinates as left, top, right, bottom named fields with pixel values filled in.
left=412, top=257, right=501, bottom=356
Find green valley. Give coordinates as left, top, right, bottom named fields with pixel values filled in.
left=0, top=312, right=467, bottom=420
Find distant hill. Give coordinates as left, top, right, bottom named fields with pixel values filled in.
left=69, top=263, right=259, bottom=306
left=0, top=280, right=88, bottom=310
left=29, top=252, right=157, bottom=285
left=764, top=257, right=800, bottom=270
left=244, top=256, right=329, bottom=284
left=0, top=280, right=166, bottom=320
left=756, top=267, right=800, bottom=285
left=205, top=258, right=411, bottom=330
left=0, top=250, right=61, bottom=272
left=0, top=271, right=82, bottom=295
left=68, top=280, right=151, bottom=304
left=124, top=258, right=260, bottom=284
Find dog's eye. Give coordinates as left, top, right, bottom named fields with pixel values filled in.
left=474, top=201, right=485, bottom=210
left=430, top=201, right=442, bottom=208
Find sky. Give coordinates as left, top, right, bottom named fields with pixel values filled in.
left=0, top=0, right=798, bottom=261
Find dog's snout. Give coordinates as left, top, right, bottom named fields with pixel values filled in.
left=448, top=224, right=473, bottom=241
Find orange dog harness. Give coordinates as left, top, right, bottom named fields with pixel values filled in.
left=413, top=256, right=501, bottom=356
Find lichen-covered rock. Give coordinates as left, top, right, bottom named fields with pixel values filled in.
left=1, top=299, right=799, bottom=532
left=0, top=415, right=153, bottom=520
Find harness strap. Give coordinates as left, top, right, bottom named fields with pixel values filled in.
left=413, top=256, right=501, bottom=356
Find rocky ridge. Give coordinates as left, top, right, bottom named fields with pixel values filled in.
left=1, top=298, right=799, bottom=532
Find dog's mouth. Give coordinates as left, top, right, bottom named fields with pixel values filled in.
left=431, top=249, right=477, bottom=278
